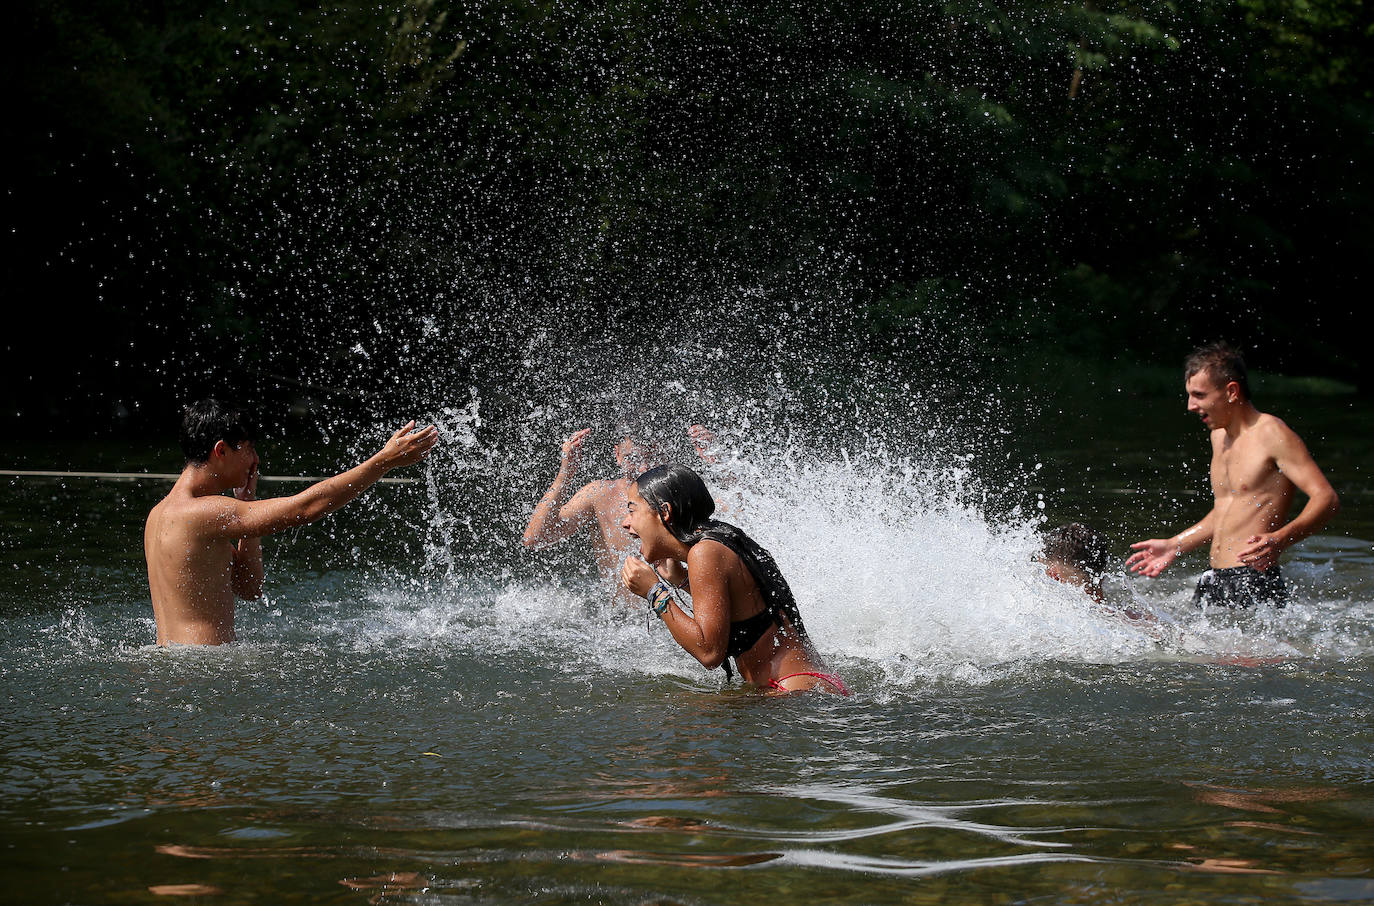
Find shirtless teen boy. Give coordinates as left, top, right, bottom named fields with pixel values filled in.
left=1127, top=343, right=1339, bottom=607
left=145, top=399, right=438, bottom=645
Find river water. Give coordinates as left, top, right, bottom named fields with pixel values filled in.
left=2, top=375, right=1372, bottom=904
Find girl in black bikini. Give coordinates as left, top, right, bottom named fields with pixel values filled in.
left=620, top=464, right=848, bottom=695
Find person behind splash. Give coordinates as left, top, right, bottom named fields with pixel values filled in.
left=619, top=463, right=848, bottom=695
left=1042, top=522, right=1154, bottom=624
left=523, top=423, right=718, bottom=590
left=1042, top=522, right=1112, bottom=603
left=145, top=399, right=438, bottom=645
left=1127, top=342, right=1340, bottom=607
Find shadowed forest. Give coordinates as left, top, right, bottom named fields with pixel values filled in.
left=8, top=0, right=1372, bottom=436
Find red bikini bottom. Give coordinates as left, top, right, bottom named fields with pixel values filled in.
left=768, top=671, right=851, bottom=696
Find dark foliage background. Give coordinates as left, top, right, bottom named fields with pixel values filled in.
left=7, top=0, right=1372, bottom=436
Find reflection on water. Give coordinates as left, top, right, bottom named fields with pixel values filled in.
left=85, top=763, right=1369, bottom=898
left=148, top=883, right=225, bottom=896
left=585, top=849, right=782, bottom=867
left=1188, top=781, right=1347, bottom=815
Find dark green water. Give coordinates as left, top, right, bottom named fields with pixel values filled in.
left=2, top=386, right=1371, bottom=904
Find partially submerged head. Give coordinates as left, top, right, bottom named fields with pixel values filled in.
left=1041, top=522, right=1110, bottom=599
left=180, top=399, right=257, bottom=467
left=623, top=463, right=715, bottom=558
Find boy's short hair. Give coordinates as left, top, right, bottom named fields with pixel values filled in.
left=609, top=407, right=670, bottom=467
left=1042, top=523, right=1112, bottom=576
left=180, top=399, right=257, bottom=465
left=1184, top=341, right=1250, bottom=400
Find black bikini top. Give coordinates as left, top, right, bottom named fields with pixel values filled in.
left=697, top=522, right=804, bottom=660
left=727, top=608, right=777, bottom=658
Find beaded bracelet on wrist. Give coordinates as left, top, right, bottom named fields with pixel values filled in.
left=648, top=581, right=673, bottom=617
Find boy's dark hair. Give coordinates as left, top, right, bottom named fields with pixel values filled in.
left=180, top=399, right=257, bottom=465
left=1042, top=523, right=1112, bottom=576
left=1184, top=341, right=1250, bottom=400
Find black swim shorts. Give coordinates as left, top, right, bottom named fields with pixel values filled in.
left=1192, top=564, right=1288, bottom=608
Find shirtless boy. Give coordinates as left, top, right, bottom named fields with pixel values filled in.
left=522, top=429, right=664, bottom=580
left=523, top=425, right=715, bottom=584
left=1127, top=343, right=1339, bottom=607
left=145, top=399, right=439, bottom=645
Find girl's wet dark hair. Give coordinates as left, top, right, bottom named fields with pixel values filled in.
left=635, top=463, right=716, bottom=544
left=181, top=399, right=257, bottom=464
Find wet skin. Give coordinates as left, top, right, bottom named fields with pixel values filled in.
left=524, top=431, right=694, bottom=593
left=145, top=422, right=438, bottom=645
left=1128, top=371, right=1339, bottom=577
left=620, top=482, right=830, bottom=693
left=145, top=441, right=262, bottom=645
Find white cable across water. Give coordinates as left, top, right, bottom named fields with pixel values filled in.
left=0, top=469, right=415, bottom=484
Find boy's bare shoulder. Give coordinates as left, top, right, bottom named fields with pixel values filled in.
left=1252, top=412, right=1302, bottom=447
left=580, top=478, right=626, bottom=501
left=149, top=489, right=235, bottom=533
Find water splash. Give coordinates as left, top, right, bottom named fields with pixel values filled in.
left=318, top=357, right=1373, bottom=685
